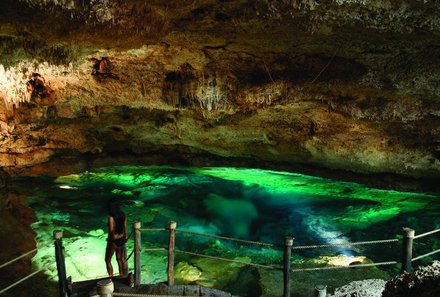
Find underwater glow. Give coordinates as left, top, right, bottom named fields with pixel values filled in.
left=327, top=255, right=367, bottom=267
left=13, top=166, right=439, bottom=296
left=58, top=185, right=78, bottom=190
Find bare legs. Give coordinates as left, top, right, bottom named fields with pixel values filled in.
left=105, top=241, right=116, bottom=277
left=116, top=245, right=127, bottom=276
left=105, top=241, right=127, bottom=277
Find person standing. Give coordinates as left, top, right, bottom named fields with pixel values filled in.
left=105, top=200, right=127, bottom=277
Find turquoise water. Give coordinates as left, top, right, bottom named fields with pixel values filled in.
left=12, top=166, right=440, bottom=296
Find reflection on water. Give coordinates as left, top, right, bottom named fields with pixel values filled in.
left=10, top=166, right=440, bottom=296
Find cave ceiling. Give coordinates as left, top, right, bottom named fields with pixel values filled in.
left=0, top=0, right=439, bottom=189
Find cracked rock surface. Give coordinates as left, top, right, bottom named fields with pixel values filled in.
left=0, top=0, right=439, bottom=190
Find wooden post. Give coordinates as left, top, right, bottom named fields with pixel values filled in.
left=314, top=284, right=327, bottom=297
left=401, top=227, right=415, bottom=273
left=283, top=236, right=294, bottom=297
left=133, top=221, right=141, bottom=286
left=96, top=279, right=114, bottom=297
left=167, top=221, right=177, bottom=286
left=53, top=230, right=68, bottom=297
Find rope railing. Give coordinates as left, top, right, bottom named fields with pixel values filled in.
left=291, top=238, right=399, bottom=250
left=0, top=240, right=55, bottom=270
left=126, top=230, right=134, bottom=241
left=124, top=249, right=135, bottom=263
left=175, top=249, right=281, bottom=270
left=0, top=248, right=38, bottom=270
left=45, top=222, right=440, bottom=297
left=139, top=228, right=167, bottom=232
left=290, top=261, right=398, bottom=273
left=412, top=249, right=440, bottom=262
left=143, top=248, right=167, bottom=252
left=175, top=229, right=278, bottom=248
left=0, top=262, right=54, bottom=294
left=414, top=229, right=440, bottom=239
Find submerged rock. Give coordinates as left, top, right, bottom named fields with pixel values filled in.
left=175, top=262, right=202, bottom=283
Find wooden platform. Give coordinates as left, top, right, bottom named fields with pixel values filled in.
left=71, top=277, right=238, bottom=297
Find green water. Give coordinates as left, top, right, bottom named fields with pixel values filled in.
left=12, top=166, right=440, bottom=296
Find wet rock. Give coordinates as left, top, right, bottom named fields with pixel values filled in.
left=382, top=261, right=440, bottom=297
left=327, top=279, right=386, bottom=297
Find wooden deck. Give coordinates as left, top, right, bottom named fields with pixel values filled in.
left=70, top=276, right=237, bottom=297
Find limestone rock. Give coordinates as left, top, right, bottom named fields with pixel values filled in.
left=327, top=279, right=386, bottom=297
left=382, top=261, right=440, bottom=297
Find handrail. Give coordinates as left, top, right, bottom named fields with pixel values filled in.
left=290, top=261, right=398, bottom=273
left=412, top=249, right=440, bottom=262
left=291, top=238, right=399, bottom=250
left=175, top=249, right=281, bottom=270
left=414, top=229, right=440, bottom=239
left=140, top=228, right=167, bottom=232
left=0, top=248, right=38, bottom=270
left=48, top=222, right=440, bottom=297
left=0, top=240, right=55, bottom=270
left=0, top=262, right=53, bottom=294
left=143, top=248, right=167, bottom=252
left=175, top=228, right=278, bottom=248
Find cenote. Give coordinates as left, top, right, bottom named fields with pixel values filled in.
left=10, top=166, right=440, bottom=297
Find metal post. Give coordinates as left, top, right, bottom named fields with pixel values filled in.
left=401, top=227, right=415, bottom=273
left=167, top=221, right=177, bottom=286
left=314, top=284, right=327, bottom=297
left=283, top=236, right=294, bottom=297
left=54, top=230, right=68, bottom=297
left=133, top=221, right=141, bottom=286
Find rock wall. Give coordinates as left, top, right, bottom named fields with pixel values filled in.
left=0, top=0, right=439, bottom=190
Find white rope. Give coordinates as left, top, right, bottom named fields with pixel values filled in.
left=0, top=262, right=52, bottom=294
left=291, top=238, right=398, bottom=250
left=412, top=249, right=440, bottom=262
left=290, top=261, right=398, bottom=272
left=143, top=248, right=167, bottom=252
left=139, top=228, right=166, bottom=232
left=310, top=53, right=336, bottom=84
left=0, top=248, right=38, bottom=269
left=175, top=249, right=279, bottom=270
left=176, top=229, right=277, bottom=247
left=414, top=229, right=440, bottom=239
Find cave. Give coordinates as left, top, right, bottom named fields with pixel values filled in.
left=0, top=1, right=439, bottom=297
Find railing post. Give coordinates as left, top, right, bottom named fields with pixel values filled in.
left=54, top=230, right=68, bottom=297
left=401, top=227, right=415, bottom=273
left=314, top=284, right=327, bottom=297
left=167, top=221, right=177, bottom=286
left=96, top=279, right=114, bottom=297
left=133, top=221, right=141, bottom=286
left=283, top=236, right=294, bottom=297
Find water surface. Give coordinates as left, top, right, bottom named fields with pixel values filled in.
left=12, top=166, right=440, bottom=296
